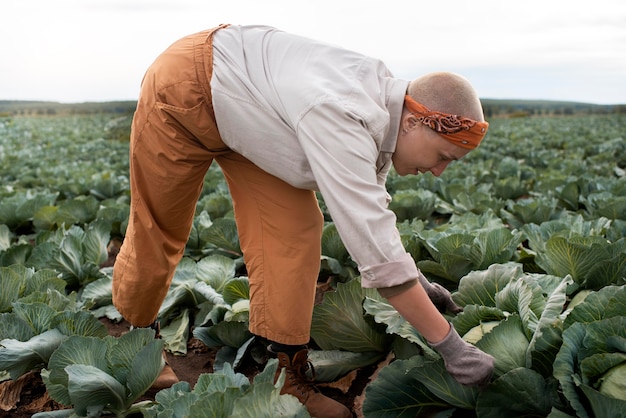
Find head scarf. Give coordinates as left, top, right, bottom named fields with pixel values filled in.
left=404, top=95, right=489, bottom=149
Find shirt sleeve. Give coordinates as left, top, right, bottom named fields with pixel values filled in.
left=296, top=100, right=419, bottom=288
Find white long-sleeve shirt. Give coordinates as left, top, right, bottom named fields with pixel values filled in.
left=210, top=25, right=419, bottom=289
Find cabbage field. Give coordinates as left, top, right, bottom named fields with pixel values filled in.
left=0, top=112, right=625, bottom=418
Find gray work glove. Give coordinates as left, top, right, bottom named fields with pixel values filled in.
left=418, top=271, right=463, bottom=314
left=430, top=323, right=495, bottom=387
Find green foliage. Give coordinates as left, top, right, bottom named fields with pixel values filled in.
left=39, top=328, right=164, bottom=417
left=534, top=236, right=626, bottom=290
left=311, top=278, right=392, bottom=353
left=142, top=361, right=310, bottom=418
left=415, top=213, right=523, bottom=283
left=563, top=285, right=626, bottom=328
left=500, top=196, right=562, bottom=229
left=0, top=266, right=108, bottom=380
left=196, top=190, right=233, bottom=220
left=0, top=264, right=66, bottom=312
left=364, top=266, right=575, bottom=416
left=320, top=222, right=358, bottom=282
left=475, top=368, right=564, bottom=417
left=307, top=349, right=385, bottom=383
left=585, top=191, right=626, bottom=220
left=27, top=221, right=111, bottom=287
left=554, top=316, right=626, bottom=418
left=1, top=112, right=626, bottom=416
left=388, top=188, right=437, bottom=221
left=362, top=354, right=473, bottom=417
left=0, top=190, right=59, bottom=230
left=436, top=181, right=505, bottom=215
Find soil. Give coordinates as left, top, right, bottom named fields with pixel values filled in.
left=0, top=286, right=385, bottom=418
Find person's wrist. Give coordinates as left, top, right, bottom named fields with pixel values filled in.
left=376, top=279, right=418, bottom=298
left=426, top=321, right=451, bottom=345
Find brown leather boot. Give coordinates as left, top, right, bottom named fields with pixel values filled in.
left=273, top=349, right=352, bottom=418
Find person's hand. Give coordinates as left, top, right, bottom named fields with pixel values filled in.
left=417, top=271, right=463, bottom=314
left=430, top=323, right=494, bottom=387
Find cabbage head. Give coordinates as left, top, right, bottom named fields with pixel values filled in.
left=554, top=316, right=626, bottom=418
left=599, top=363, right=626, bottom=401
left=462, top=321, right=500, bottom=344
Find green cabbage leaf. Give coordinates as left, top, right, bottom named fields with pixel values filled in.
left=143, top=360, right=310, bottom=418
left=40, top=328, right=164, bottom=417
left=554, top=315, right=626, bottom=418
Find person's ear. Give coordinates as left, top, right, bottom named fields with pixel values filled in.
left=402, top=112, right=420, bottom=134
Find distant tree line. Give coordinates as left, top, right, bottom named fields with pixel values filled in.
left=0, top=100, right=137, bottom=116
left=1, top=99, right=624, bottom=119
left=482, top=99, right=626, bottom=118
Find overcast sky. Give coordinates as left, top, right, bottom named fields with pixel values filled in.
left=2, top=0, right=625, bottom=104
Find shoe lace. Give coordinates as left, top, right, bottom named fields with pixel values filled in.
left=290, top=359, right=318, bottom=397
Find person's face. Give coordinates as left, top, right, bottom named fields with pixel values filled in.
left=392, top=113, right=471, bottom=177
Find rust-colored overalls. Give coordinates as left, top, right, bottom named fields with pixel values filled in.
left=112, top=25, right=323, bottom=345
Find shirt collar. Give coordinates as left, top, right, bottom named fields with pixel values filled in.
left=381, top=78, right=410, bottom=153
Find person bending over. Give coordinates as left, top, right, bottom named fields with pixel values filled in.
left=113, top=24, right=494, bottom=418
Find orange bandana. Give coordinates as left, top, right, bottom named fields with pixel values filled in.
left=404, top=95, right=489, bottom=149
